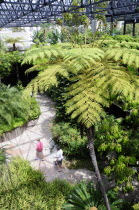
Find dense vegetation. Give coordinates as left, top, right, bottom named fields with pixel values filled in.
left=22, top=34, right=139, bottom=208
left=0, top=158, right=73, bottom=209
left=0, top=85, right=40, bottom=136
left=1, top=16, right=139, bottom=209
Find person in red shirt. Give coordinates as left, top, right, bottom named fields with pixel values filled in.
left=35, top=139, right=44, bottom=161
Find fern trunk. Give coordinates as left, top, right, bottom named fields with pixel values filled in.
left=87, top=127, right=111, bottom=210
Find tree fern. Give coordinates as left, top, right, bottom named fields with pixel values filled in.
left=22, top=46, right=64, bottom=65
left=23, top=64, right=69, bottom=97
left=22, top=44, right=139, bottom=210
left=65, top=61, right=139, bottom=128
left=114, top=41, right=139, bottom=50
left=106, top=48, right=139, bottom=68
left=23, top=46, right=139, bottom=127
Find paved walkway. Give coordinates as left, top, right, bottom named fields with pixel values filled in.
left=1, top=94, right=96, bottom=184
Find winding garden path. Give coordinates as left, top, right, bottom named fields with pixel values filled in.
left=1, top=94, right=97, bottom=184
left=1, top=95, right=139, bottom=202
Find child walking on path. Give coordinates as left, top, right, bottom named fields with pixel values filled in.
left=55, top=147, right=63, bottom=172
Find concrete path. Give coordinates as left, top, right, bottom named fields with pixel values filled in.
left=1, top=94, right=97, bottom=184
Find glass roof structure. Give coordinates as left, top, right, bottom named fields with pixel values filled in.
left=0, top=0, right=139, bottom=27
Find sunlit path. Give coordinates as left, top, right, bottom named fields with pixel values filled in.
left=1, top=94, right=97, bottom=183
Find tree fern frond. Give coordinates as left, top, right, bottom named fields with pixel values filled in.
left=23, top=64, right=68, bottom=96
left=22, top=46, right=64, bottom=65
left=25, top=64, right=45, bottom=74
left=106, top=48, right=139, bottom=68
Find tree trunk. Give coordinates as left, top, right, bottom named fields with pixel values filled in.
left=13, top=43, right=16, bottom=51
left=16, top=63, right=20, bottom=82
left=87, top=127, right=111, bottom=210
left=85, top=27, right=87, bottom=45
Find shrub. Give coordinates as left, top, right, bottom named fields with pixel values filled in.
left=28, top=97, right=41, bottom=119
left=133, top=203, right=139, bottom=210
left=52, top=122, right=88, bottom=158
left=0, top=84, right=40, bottom=135
left=63, top=182, right=124, bottom=210
left=113, top=35, right=134, bottom=42
left=0, top=157, right=73, bottom=210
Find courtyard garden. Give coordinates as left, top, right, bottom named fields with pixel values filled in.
left=1, top=1, right=139, bottom=209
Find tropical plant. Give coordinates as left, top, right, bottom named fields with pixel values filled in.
left=0, top=51, right=23, bottom=83
left=52, top=122, right=88, bottom=158
left=0, top=84, right=40, bottom=135
left=47, top=29, right=61, bottom=44
left=0, top=146, right=6, bottom=164
left=63, top=182, right=104, bottom=210
left=133, top=202, right=139, bottom=210
left=5, top=37, right=24, bottom=51
left=22, top=43, right=139, bottom=210
left=31, top=30, right=46, bottom=46
left=11, top=27, right=25, bottom=32
left=63, top=182, right=123, bottom=210
left=95, top=115, right=138, bottom=191
left=0, top=157, right=73, bottom=209
left=0, top=38, right=7, bottom=52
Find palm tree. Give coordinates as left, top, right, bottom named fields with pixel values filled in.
left=5, top=37, right=24, bottom=51
left=22, top=44, right=139, bottom=210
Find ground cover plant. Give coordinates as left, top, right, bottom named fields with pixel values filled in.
left=0, top=84, right=40, bottom=136
left=0, top=157, right=73, bottom=210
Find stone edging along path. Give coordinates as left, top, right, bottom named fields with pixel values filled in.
left=0, top=94, right=98, bottom=184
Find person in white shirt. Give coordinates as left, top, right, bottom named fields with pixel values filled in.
left=56, top=147, right=63, bottom=172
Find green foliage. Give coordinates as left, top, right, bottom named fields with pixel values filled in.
left=0, top=84, right=40, bottom=135
left=98, top=40, right=119, bottom=48
left=106, top=47, right=139, bottom=69
left=47, top=29, right=61, bottom=45
left=31, top=30, right=46, bottom=46
left=52, top=122, right=88, bottom=158
left=23, top=45, right=139, bottom=128
left=62, top=0, right=89, bottom=27
left=133, top=203, right=139, bottom=210
left=47, top=76, right=72, bottom=122
left=114, top=41, right=139, bottom=50
left=0, top=157, right=73, bottom=210
left=0, top=38, right=7, bottom=52
left=113, top=35, right=134, bottom=42
left=95, top=115, right=137, bottom=191
left=0, top=51, right=23, bottom=79
left=5, top=37, right=24, bottom=51
left=63, top=182, right=124, bottom=210
left=63, top=182, right=104, bottom=210
left=0, top=147, right=6, bottom=164
left=28, top=97, right=41, bottom=119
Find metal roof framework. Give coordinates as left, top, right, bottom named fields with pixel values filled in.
left=0, top=0, right=139, bottom=28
